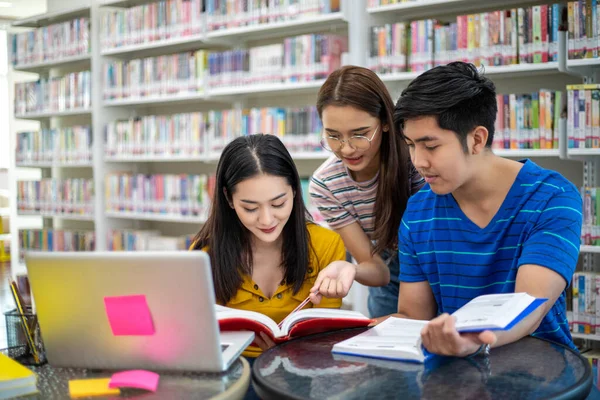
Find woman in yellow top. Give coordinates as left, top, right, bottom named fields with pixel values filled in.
left=190, top=134, right=346, bottom=358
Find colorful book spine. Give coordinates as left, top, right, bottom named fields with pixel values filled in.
left=491, top=90, right=561, bottom=150
left=208, top=106, right=322, bottom=153
left=14, top=71, right=91, bottom=115
left=102, top=0, right=204, bottom=51
left=107, top=229, right=194, bottom=251
left=19, top=229, right=95, bottom=259
left=103, top=51, right=206, bottom=100
left=16, top=179, right=94, bottom=216
left=16, top=126, right=92, bottom=165
left=369, top=5, right=562, bottom=74
left=104, top=173, right=211, bottom=218
left=206, top=0, right=340, bottom=31
left=11, top=17, right=90, bottom=67
left=567, top=84, right=600, bottom=148
left=105, top=113, right=205, bottom=157
left=208, top=34, right=347, bottom=87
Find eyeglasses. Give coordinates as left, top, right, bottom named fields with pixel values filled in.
left=320, top=126, right=379, bottom=153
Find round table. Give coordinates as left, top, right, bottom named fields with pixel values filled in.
left=252, top=329, right=593, bottom=400
left=21, top=356, right=250, bottom=399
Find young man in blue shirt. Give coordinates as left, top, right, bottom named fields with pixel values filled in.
left=391, top=61, right=582, bottom=357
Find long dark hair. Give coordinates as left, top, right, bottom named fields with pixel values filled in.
left=192, top=134, right=312, bottom=304
left=316, top=65, right=411, bottom=254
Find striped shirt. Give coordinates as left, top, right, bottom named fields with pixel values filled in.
left=399, top=159, right=582, bottom=349
left=309, top=155, right=423, bottom=237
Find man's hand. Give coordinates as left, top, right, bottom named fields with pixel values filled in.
left=254, top=332, right=277, bottom=351
left=309, top=260, right=357, bottom=304
left=421, top=314, right=497, bottom=357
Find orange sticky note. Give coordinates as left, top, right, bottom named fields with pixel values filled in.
left=109, top=370, right=159, bottom=392
left=69, top=378, right=120, bottom=398
left=104, top=295, right=155, bottom=336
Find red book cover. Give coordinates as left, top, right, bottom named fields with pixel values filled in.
left=217, top=307, right=372, bottom=343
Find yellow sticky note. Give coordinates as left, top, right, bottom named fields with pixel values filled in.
left=69, top=378, right=121, bottom=398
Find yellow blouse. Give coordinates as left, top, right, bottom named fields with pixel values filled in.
left=194, top=223, right=346, bottom=357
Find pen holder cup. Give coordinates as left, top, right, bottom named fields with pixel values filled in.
left=3, top=309, right=47, bottom=366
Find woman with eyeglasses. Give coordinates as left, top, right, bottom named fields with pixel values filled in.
left=308, top=66, right=423, bottom=318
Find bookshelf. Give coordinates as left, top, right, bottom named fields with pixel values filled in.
left=8, top=0, right=597, bottom=318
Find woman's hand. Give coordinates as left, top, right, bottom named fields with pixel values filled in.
left=253, top=331, right=277, bottom=351
left=309, top=260, right=357, bottom=304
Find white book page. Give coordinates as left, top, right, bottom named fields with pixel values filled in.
left=280, top=308, right=369, bottom=335
left=453, top=293, right=534, bottom=331
left=332, top=317, right=428, bottom=361
left=215, top=305, right=283, bottom=337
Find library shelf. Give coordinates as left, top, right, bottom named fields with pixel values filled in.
left=15, top=109, right=92, bottom=120
left=16, top=161, right=93, bottom=168
left=580, top=245, right=600, bottom=254
left=367, top=0, right=555, bottom=21
left=571, top=332, right=600, bottom=341
left=495, top=149, right=560, bottom=158
left=105, top=210, right=207, bottom=224
left=205, top=12, right=347, bottom=43
left=13, top=54, right=91, bottom=74
left=101, top=33, right=208, bottom=59
left=16, top=211, right=95, bottom=221
left=12, top=4, right=91, bottom=28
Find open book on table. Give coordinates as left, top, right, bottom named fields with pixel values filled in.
left=331, top=292, right=547, bottom=363
left=216, top=305, right=372, bottom=342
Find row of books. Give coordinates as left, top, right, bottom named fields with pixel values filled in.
left=104, top=106, right=323, bottom=158
left=16, top=179, right=94, bottom=215
left=206, top=0, right=340, bottom=30
left=492, top=90, right=562, bottom=151
left=567, top=0, right=600, bottom=60
left=15, top=126, right=92, bottom=165
left=107, top=229, right=194, bottom=251
left=103, top=51, right=206, bottom=100
left=14, top=71, right=91, bottom=116
left=19, top=229, right=95, bottom=260
left=101, top=0, right=204, bottom=50
left=582, top=186, right=600, bottom=246
left=570, top=272, right=600, bottom=334
left=10, top=18, right=90, bottom=68
left=102, top=34, right=346, bottom=98
left=105, top=173, right=213, bottom=218
left=208, top=34, right=347, bottom=87
left=369, top=5, right=562, bottom=73
left=208, top=107, right=323, bottom=153
left=101, top=0, right=340, bottom=51
left=567, top=84, right=600, bottom=149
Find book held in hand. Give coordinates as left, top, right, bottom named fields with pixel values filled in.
left=216, top=305, right=372, bottom=343
left=331, top=292, right=547, bottom=363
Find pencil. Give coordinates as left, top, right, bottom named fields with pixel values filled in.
left=9, top=280, right=40, bottom=363
left=277, top=295, right=312, bottom=329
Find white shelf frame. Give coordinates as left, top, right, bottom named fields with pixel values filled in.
left=12, top=54, right=92, bottom=74
left=16, top=211, right=95, bottom=221
left=12, top=4, right=91, bottom=28
left=571, top=332, right=600, bottom=341
left=105, top=211, right=207, bottom=224
left=580, top=245, right=600, bottom=254
left=15, top=108, right=92, bottom=120
left=16, top=162, right=93, bottom=169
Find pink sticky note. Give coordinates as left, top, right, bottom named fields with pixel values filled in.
left=109, top=370, right=160, bottom=392
left=104, top=295, right=155, bottom=336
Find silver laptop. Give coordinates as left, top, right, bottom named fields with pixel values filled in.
left=25, top=251, right=254, bottom=372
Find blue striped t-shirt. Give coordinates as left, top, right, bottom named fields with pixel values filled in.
left=399, top=159, right=582, bottom=349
